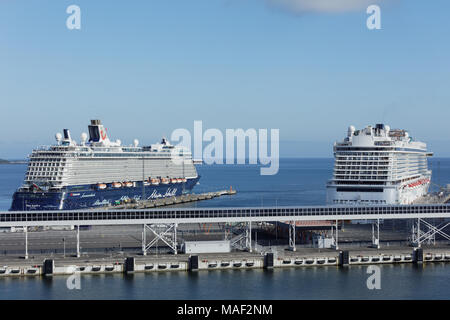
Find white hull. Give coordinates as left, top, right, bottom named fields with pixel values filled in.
left=327, top=181, right=430, bottom=205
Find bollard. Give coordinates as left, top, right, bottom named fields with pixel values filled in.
left=43, top=259, right=54, bottom=276
left=413, top=248, right=423, bottom=264
left=339, top=251, right=349, bottom=267
left=189, top=255, right=199, bottom=271
left=125, top=257, right=135, bottom=273
left=264, top=253, right=274, bottom=269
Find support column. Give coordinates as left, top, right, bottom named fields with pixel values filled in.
left=335, top=220, right=339, bottom=250
left=174, top=223, right=178, bottom=255
left=244, top=222, right=252, bottom=252
left=142, top=224, right=147, bottom=256
left=417, top=218, right=421, bottom=248
left=377, top=219, right=380, bottom=248
left=143, top=224, right=178, bottom=255
left=24, top=226, right=28, bottom=259
left=413, top=218, right=450, bottom=247
left=76, top=225, right=80, bottom=257
left=249, top=222, right=252, bottom=252
left=289, top=222, right=296, bottom=251
left=230, top=222, right=253, bottom=252
left=372, top=219, right=380, bottom=249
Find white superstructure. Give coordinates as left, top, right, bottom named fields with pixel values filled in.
left=22, top=120, right=198, bottom=190
left=327, top=124, right=432, bottom=205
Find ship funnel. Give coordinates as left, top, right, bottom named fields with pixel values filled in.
left=63, top=129, right=72, bottom=141
left=88, top=119, right=109, bottom=144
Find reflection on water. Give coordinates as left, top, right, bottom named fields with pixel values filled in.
left=1, top=263, right=449, bottom=300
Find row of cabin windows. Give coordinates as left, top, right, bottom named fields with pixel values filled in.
left=28, top=167, right=62, bottom=173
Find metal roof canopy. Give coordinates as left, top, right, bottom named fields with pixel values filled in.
left=1, top=204, right=450, bottom=227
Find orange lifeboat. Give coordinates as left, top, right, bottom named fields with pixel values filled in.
left=182, top=178, right=187, bottom=183
left=161, top=178, right=169, bottom=185
left=151, top=178, right=160, bottom=185
left=177, top=178, right=183, bottom=183
left=97, top=183, right=107, bottom=190
left=112, top=182, right=122, bottom=188
left=124, top=182, right=133, bottom=187
left=170, top=178, right=178, bottom=184
left=143, top=180, right=150, bottom=186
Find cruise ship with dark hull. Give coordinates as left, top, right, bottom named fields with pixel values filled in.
left=10, top=120, right=200, bottom=211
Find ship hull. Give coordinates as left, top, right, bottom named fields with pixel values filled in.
left=10, top=177, right=200, bottom=211
left=326, top=179, right=430, bottom=205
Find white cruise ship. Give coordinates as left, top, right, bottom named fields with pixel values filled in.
left=327, top=124, right=432, bottom=205
left=10, top=120, right=200, bottom=211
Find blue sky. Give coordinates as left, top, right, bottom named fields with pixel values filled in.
left=0, top=0, right=449, bottom=158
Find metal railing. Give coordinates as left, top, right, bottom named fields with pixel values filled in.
left=1, top=204, right=450, bottom=227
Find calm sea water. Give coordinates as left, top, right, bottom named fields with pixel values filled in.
left=0, top=158, right=449, bottom=300
left=1, top=264, right=449, bottom=300
left=2, top=158, right=450, bottom=210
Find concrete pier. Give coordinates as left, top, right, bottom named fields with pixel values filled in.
left=0, top=246, right=448, bottom=278
left=103, top=189, right=237, bottom=210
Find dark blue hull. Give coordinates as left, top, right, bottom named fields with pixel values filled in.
left=10, top=177, right=200, bottom=211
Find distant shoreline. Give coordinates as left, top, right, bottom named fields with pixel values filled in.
left=0, top=159, right=27, bottom=164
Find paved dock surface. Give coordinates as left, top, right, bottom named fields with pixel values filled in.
left=0, top=220, right=432, bottom=255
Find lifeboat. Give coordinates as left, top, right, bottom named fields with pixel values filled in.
left=143, top=180, right=150, bottom=186
left=151, top=178, right=160, bottom=185
left=170, top=178, right=178, bottom=184
left=124, top=182, right=133, bottom=187
left=160, top=178, right=169, bottom=185
left=177, top=178, right=183, bottom=183
left=112, top=182, right=122, bottom=188
left=182, top=178, right=187, bottom=183
left=96, top=183, right=107, bottom=190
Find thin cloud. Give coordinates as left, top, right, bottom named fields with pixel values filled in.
left=267, top=0, right=386, bottom=14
